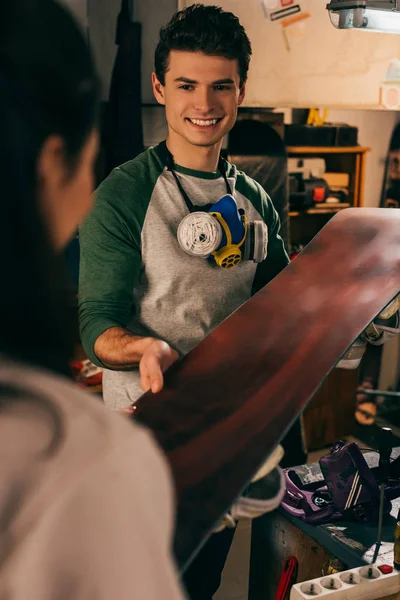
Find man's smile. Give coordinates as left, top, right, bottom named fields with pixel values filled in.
left=186, top=117, right=223, bottom=128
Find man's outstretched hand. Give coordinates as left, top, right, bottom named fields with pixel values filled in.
left=139, top=340, right=180, bottom=394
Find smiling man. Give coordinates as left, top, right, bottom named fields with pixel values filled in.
left=79, top=4, right=289, bottom=599
left=154, top=51, right=245, bottom=170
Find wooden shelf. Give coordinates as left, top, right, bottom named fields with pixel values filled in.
left=289, top=203, right=351, bottom=217
left=286, top=146, right=371, bottom=154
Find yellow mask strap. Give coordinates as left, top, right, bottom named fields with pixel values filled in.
left=209, top=212, right=247, bottom=248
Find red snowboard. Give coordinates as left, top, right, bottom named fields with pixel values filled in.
left=133, top=208, right=400, bottom=572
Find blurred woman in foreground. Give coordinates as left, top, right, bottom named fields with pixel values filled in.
left=0, top=1, right=184, bottom=597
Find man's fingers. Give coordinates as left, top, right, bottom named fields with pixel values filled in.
left=139, top=373, right=151, bottom=393
left=165, top=348, right=180, bottom=370
left=139, top=341, right=179, bottom=395
left=150, top=375, right=163, bottom=394
left=139, top=356, right=152, bottom=392
left=119, top=406, right=135, bottom=415
left=148, top=361, right=163, bottom=393
left=140, top=354, right=164, bottom=394
left=140, top=376, right=162, bottom=394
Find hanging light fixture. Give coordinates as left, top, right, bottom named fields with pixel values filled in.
left=326, top=0, right=400, bottom=33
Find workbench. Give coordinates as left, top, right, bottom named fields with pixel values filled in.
left=249, top=449, right=400, bottom=600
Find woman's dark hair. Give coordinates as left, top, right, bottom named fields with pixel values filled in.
left=0, top=0, right=100, bottom=376
left=155, top=4, right=252, bottom=88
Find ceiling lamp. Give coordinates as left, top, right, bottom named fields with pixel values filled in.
left=326, top=0, right=400, bottom=33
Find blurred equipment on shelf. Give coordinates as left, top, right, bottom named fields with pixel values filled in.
left=285, top=123, right=358, bottom=147
left=288, top=157, right=330, bottom=210
left=288, top=158, right=351, bottom=211
left=324, top=172, right=350, bottom=204
left=70, top=359, right=103, bottom=388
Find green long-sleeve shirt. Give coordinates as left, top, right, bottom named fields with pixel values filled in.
left=79, top=142, right=289, bottom=408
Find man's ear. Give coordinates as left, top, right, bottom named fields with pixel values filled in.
left=238, top=82, right=246, bottom=107
left=152, top=72, right=166, bottom=106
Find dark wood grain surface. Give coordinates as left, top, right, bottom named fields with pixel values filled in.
left=133, top=208, right=400, bottom=571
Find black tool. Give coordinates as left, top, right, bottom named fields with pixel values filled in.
left=379, top=427, right=393, bottom=483
left=373, top=427, right=393, bottom=562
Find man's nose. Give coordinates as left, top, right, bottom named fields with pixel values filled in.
left=193, top=87, right=214, bottom=113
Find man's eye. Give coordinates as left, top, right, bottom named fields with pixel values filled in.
left=179, top=85, right=193, bottom=90
left=214, top=85, right=229, bottom=91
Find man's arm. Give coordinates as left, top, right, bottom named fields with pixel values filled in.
left=251, top=188, right=290, bottom=296
left=94, top=327, right=179, bottom=393
left=93, top=327, right=154, bottom=370
left=78, top=178, right=144, bottom=362
left=78, top=170, right=179, bottom=392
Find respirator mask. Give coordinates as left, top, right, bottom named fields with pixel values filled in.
left=177, top=194, right=268, bottom=269
left=161, top=142, right=268, bottom=269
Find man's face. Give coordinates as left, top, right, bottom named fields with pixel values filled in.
left=152, top=50, right=246, bottom=150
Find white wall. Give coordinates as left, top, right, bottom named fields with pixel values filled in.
left=180, top=0, right=400, bottom=110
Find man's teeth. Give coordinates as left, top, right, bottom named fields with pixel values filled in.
left=189, top=118, right=219, bottom=126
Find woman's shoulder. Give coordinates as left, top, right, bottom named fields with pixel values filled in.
left=0, top=360, right=182, bottom=599
left=0, top=358, right=171, bottom=501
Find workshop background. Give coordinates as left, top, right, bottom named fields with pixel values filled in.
left=62, top=1, right=400, bottom=599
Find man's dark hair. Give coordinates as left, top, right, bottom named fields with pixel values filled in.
left=155, top=4, right=252, bottom=87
